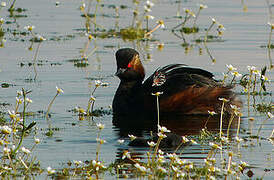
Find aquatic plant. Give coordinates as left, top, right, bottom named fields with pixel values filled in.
left=45, top=86, right=64, bottom=136
left=0, top=89, right=42, bottom=177
left=151, top=91, right=163, bottom=131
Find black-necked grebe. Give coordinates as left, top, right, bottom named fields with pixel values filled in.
left=113, top=48, right=241, bottom=116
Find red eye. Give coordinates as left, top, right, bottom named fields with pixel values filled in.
left=127, top=63, right=132, bottom=68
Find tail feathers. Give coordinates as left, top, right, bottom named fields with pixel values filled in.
left=159, top=85, right=242, bottom=114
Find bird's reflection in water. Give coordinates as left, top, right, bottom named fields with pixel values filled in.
left=113, top=112, right=238, bottom=138
left=112, top=113, right=238, bottom=177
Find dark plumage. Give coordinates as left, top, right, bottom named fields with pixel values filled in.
left=112, top=48, right=241, bottom=116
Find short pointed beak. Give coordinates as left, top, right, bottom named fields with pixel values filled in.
left=115, top=68, right=127, bottom=76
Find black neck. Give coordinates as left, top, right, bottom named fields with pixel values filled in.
left=112, top=80, right=144, bottom=115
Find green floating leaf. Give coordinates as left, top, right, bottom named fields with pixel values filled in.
left=120, top=27, right=145, bottom=41
left=74, top=62, right=89, bottom=68
left=1, top=83, right=10, bottom=88
left=45, top=130, right=53, bottom=137
left=180, top=27, right=199, bottom=34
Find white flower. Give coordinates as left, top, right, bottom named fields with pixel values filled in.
left=147, top=141, right=156, bottom=147
left=152, top=91, right=163, bottom=96
left=3, top=147, right=10, bottom=154
left=97, top=139, right=106, bottom=144
left=157, top=20, right=165, bottom=28
left=223, top=72, right=228, bottom=79
left=91, top=160, right=106, bottom=171
left=247, top=65, right=256, bottom=72
left=235, top=136, right=243, bottom=143
left=8, top=110, right=17, bottom=119
left=35, top=34, right=46, bottom=41
left=73, top=160, right=83, bottom=166
left=0, top=125, right=12, bottom=134
left=158, top=149, right=164, bottom=155
left=208, top=110, right=217, bottom=116
left=218, top=23, right=225, bottom=30
left=56, top=86, right=64, bottom=94
left=267, top=112, right=273, bottom=118
left=190, top=139, right=198, bottom=145
left=215, top=167, right=221, bottom=173
left=117, top=139, right=124, bottom=144
left=145, top=15, right=154, bottom=20
left=157, top=154, right=165, bottom=164
left=268, top=22, right=274, bottom=29
left=182, top=136, right=189, bottom=143
left=146, top=1, right=154, bottom=7
left=226, top=64, right=237, bottom=71
left=96, top=123, right=105, bottom=130
left=95, top=80, right=102, bottom=87
left=26, top=98, right=32, bottom=103
left=80, top=3, right=85, bottom=10
left=209, top=142, right=222, bottom=150
left=175, top=158, right=188, bottom=165
left=47, top=166, right=56, bottom=174
left=24, top=25, right=35, bottom=31
left=134, top=163, right=147, bottom=172
left=17, top=90, right=23, bottom=96
left=75, top=107, right=86, bottom=114
left=89, top=95, right=96, bottom=102
left=211, top=17, right=216, bottom=23
left=157, top=166, right=167, bottom=173
left=157, top=132, right=167, bottom=139
left=172, top=165, right=179, bottom=172
left=189, top=11, right=196, bottom=17
left=0, top=18, right=4, bottom=24
left=167, top=153, right=178, bottom=160
left=158, top=125, right=170, bottom=133
left=122, top=150, right=131, bottom=159
left=231, top=71, right=242, bottom=78
left=144, top=5, right=151, bottom=12
left=1, top=2, right=6, bottom=7
left=21, top=147, right=31, bottom=154
left=221, top=136, right=229, bottom=143
left=176, top=171, right=186, bottom=178
left=144, top=1, right=154, bottom=12
left=240, top=161, right=249, bottom=167
left=199, top=4, right=208, bottom=9
left=101, top=82, right=109, bottom=86
left=128, top=134, right=137, bottom=141
left=253, top=69, right=261, bottom=76
left=230, top=104, right=240, bottom=112
left=34, top=137, right=40, bottom=144
left=92, top=160, right=97, bottom=166
left=208, top=166, right=217, bottom=172
left=218, top=97, right=229, bottom=102
left=3, top=166, right=12, bottom=170
left=186, top=163, right=193, bottom=169
left=261, top=75, right=269, bottom=81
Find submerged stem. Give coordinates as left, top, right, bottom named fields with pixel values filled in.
left=236, top=115, right=241, bottom=137
left=45, top=92, right=60, bottom=134
left=226, top=114, right=235, bottom=139
left=219, top=101, right=225, bottom=138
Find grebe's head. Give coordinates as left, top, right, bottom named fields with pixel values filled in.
left=115, top=48, right=145, bottom=81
